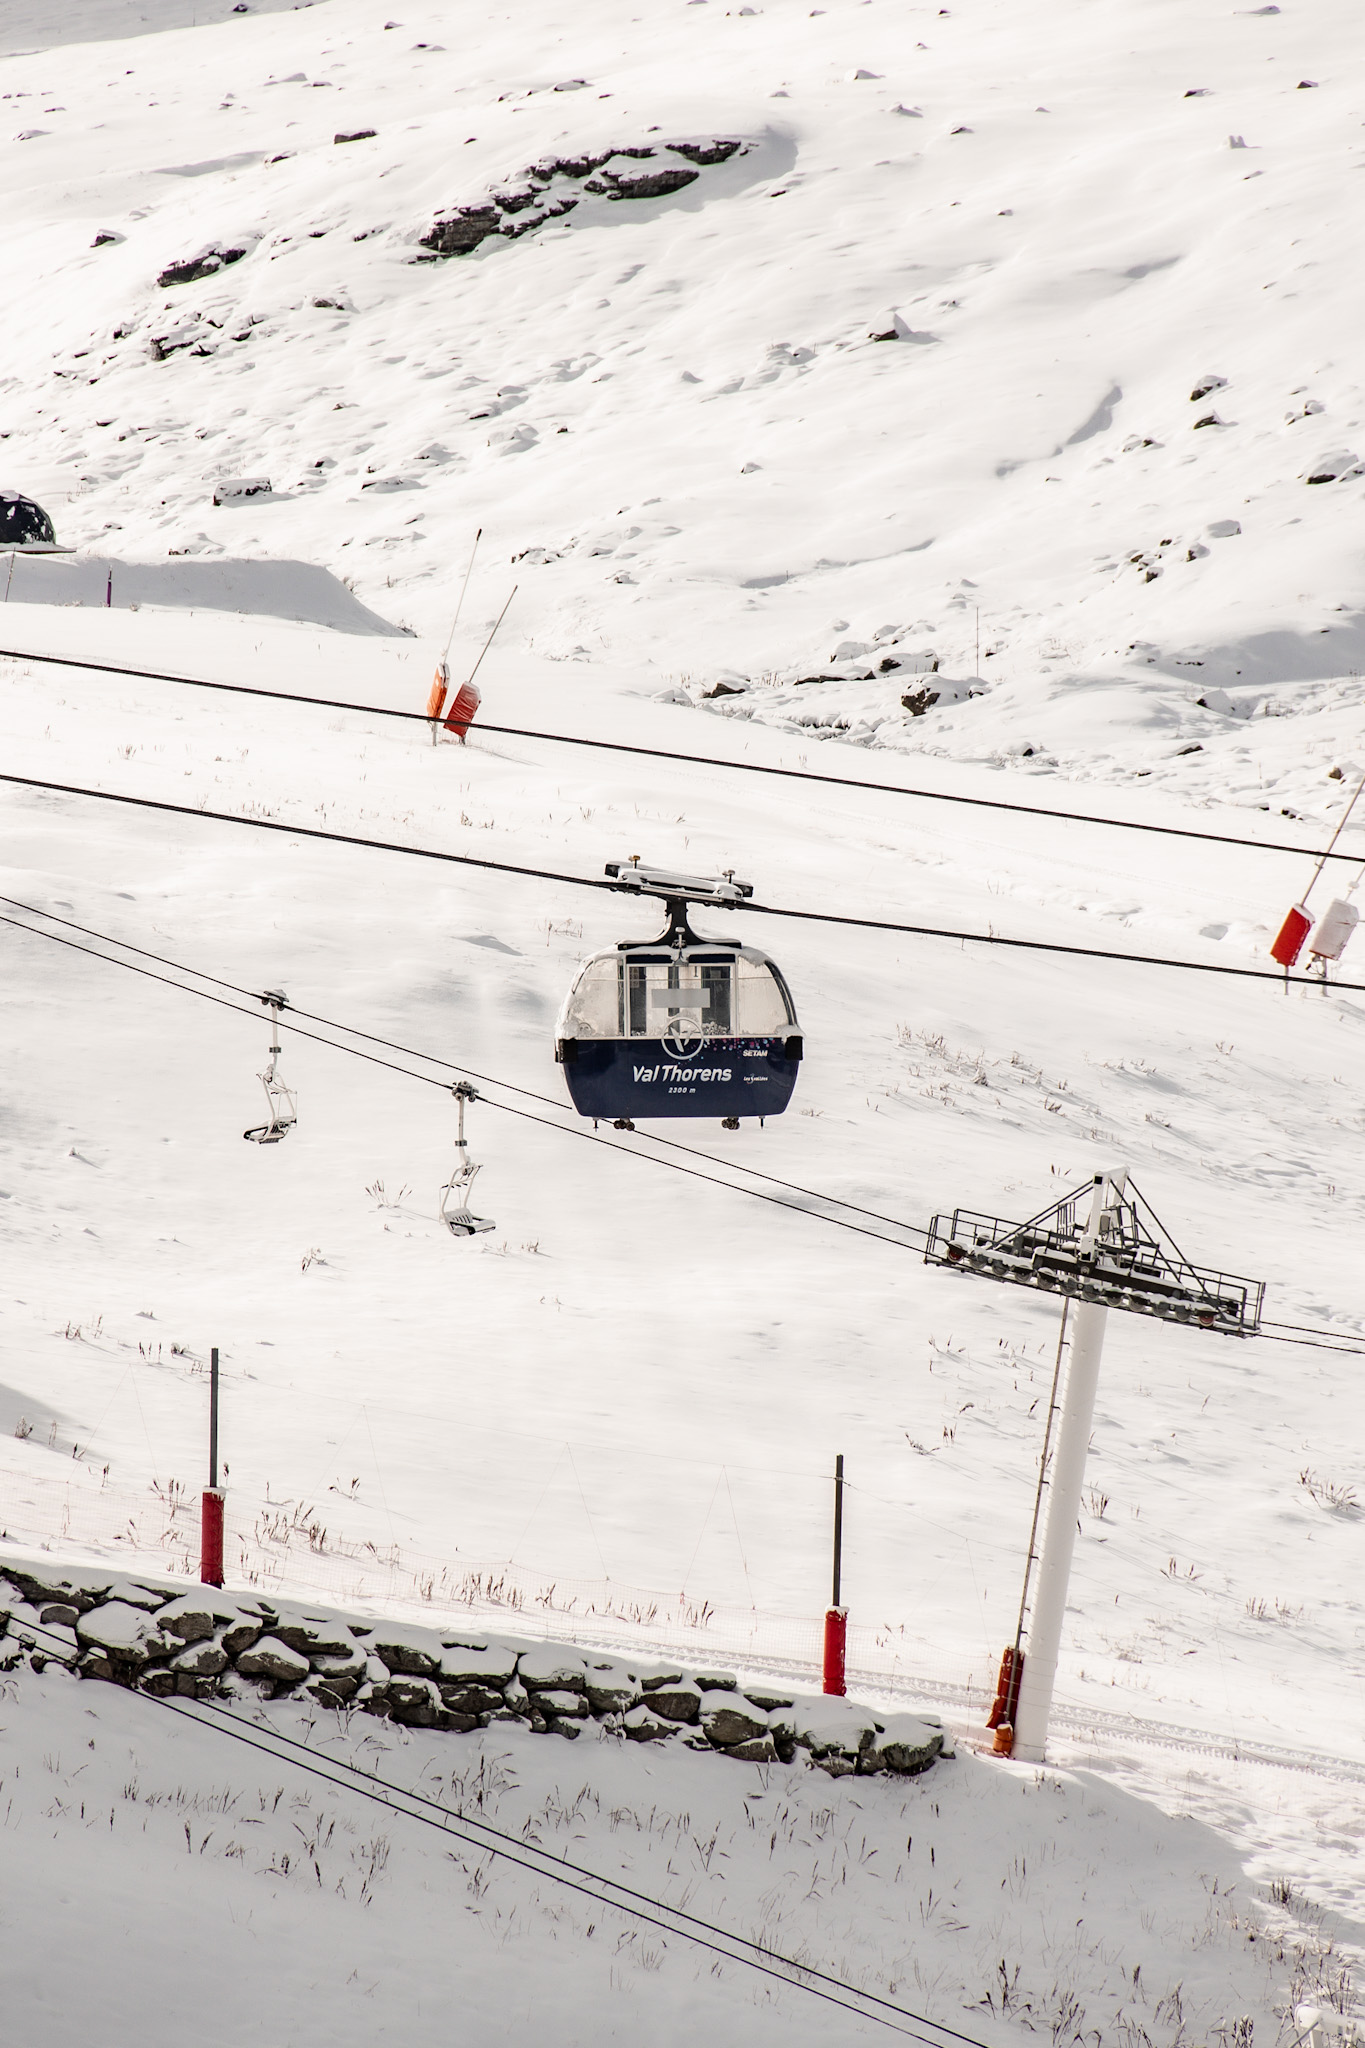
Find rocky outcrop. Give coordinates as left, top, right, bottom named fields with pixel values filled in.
left=0, top=1559, right=948, bottom=1782
left=156, top=240, right=254, bottom=288
left=420, top=137, right=743, bottom=259
left=583, top=167, right=699, bottom=201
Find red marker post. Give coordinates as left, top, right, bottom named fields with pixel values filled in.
left=200, top=1346, right=224, bottom=1588
left=822, top=1453, right=847, bottom=1696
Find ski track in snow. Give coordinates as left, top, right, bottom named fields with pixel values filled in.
left=2, top=0, right=1365, bottom=2038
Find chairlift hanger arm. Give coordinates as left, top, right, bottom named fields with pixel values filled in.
left=604, top=860, right=753, bottom=907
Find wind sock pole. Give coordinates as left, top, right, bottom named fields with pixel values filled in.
left=441, top=584, right=517, bottom=744
left=200, top=1346, right=225, bottom=1588
left=822, top=1453, right=847, bottom=1696
left=427, top=527, right=482, bottom=744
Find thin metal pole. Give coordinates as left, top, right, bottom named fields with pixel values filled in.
left=1302, top=769, right=1365, bottom=908
left=209, top=1347, right=219, bottom=1491
left=459, top=585, right=517, bottom=699
left=441, top=527, right=483, bottom=663
left=831, top=1453, right=844, bottom=1608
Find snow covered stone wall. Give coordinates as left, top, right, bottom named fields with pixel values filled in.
left=0, top=1558, right=946, bottom=1781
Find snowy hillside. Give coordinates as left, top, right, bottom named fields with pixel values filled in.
left=2, top=0, right=1364, bottom=2040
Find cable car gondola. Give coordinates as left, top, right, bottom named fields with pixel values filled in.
left=554, top=862, right=802, bottom=1125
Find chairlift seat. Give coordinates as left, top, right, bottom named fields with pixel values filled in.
left=443, top=1208, right=496, bottom=1236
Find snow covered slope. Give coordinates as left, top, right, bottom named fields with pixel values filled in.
left=2, top=1, right=1364, bottom=2035
left=6, top=1627, right=1341, bottom=2048
left=4, top=0, right=1363, bottom=703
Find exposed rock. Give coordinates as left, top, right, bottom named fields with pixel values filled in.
left=439, top=1682, right=505, bottom=1716
left=583, top=1661, right=640, bottom=1713
left=39, top=1603, right=81, bottom=1627
left=789, top=1700, right=878, bottom=1760
left=1189, top=373, right=1227, bottom=401
left=902, top=685, right=941, bottom=717
left=75, top=1602, right=174, bottom=1667
left=639, top=1665, right=684, bottom=1690
left=76, top=1649, right=120, bottom=1683
left=386, top=1675, right=442, bottom=1725
left=335, top=129, right=378, bottom=144
left=517, top=1648, right=587, bottom=1692
left=623, top=1702, right=674, bottom=1741
left=220, top=1618, right=263, bottom=1657
left=744, top=1687, right=794, bottom=1712
left=371, top=1630, right=440, bottom=1677
left=668, top=139, right=741, bottom=164
left=644, top=1683, right=702, bottom=1724
left=865, top=1714, right=943, bottom=1776
left=700, top=1693, right=768, bottom=1747
left=305, top=1673, right=361, bottom=1706
left=499, top=210, right=548, bottom=240
left=536, top=1688, right=589, bottom=1719
left=157, top=240, right=253, bottom=288
left=1305, top=450, right=1361, bottom=484
left=171, top=1639, right=229, bottom=1676
left=530, top=152, right=612, bottom=179
left=726, top=1734, right=778, bottom=1762
left=236, top=1636, right=311, bottom=1684
left=9, top=1557, right=940, bottom=1787
left=420, top=206, right=502, bottom=257
left=601, top=167, right=699, bottom=201
left=211, top=477, right=272, bottom=504
left=4, top=1567, right=103, bottom=1609
left=308, top=1647, right=367, bottom=1684
left=155, top=1599, right=218, bottom=1644
left=272, top=1621, right=355, bottom=1657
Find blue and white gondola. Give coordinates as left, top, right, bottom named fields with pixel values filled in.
left=555, top=863, right=802, bottom=1125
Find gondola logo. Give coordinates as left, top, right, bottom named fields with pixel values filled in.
left=633, top=1064, right=733, bottom=1084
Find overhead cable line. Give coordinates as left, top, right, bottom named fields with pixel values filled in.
left=0, top=890, right=920, bottom=1241
left=7, top=898, right=1365, bottom=1358
left=4, top=767, right=1363, bottom=999
left=0, top=908, right=926, bottom=1256
left=0, top=639, right=1357, bottom=868
left=10, top=1613, right=985, bottom=2046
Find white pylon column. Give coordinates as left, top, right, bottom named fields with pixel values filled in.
left=1011, top=1171, right=1122, bottom=1764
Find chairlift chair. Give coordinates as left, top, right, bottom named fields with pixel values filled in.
left=243, top=989, right=297, bottom=1144
left=441, top=1081, right=496, bottom=1236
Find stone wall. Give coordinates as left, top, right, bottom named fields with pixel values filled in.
left=0, top=1559, right=948, bottom=1780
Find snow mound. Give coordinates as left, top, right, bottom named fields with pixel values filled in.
left=0, top=553, right=408, bottom=633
